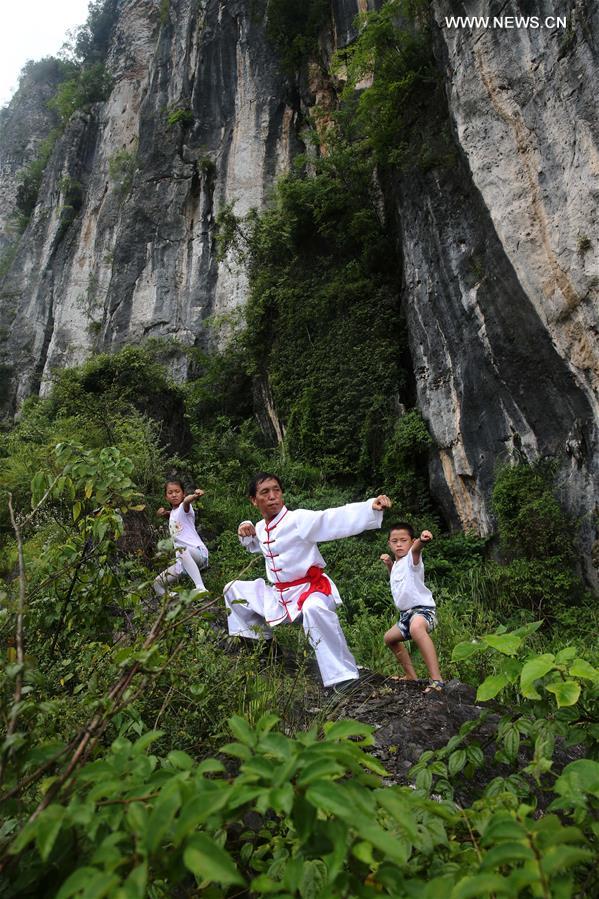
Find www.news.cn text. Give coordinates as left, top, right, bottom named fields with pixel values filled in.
left=444, top=15, right=567, bottom=29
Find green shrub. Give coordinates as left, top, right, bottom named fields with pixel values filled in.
left=492, top=460, right=573, bottom=560
left=266, top=0, right=329, bottom=72
left=166, top=106, right=194, bottom=128
left=49, top=63, right=113, bottom=124
left=108, top=146, right=138, bottom=196
left=15, top=128, right=62, bottom=226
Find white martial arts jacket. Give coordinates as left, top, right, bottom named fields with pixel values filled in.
left=239, top=500, right=383, bottom=623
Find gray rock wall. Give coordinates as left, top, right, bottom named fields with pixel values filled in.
left=412, top=0, right=598, bottom=564
left=0, top=0, right=301, bottom=408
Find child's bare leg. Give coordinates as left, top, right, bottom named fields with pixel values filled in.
left=408, top=617, right=442, bottom=683
left=384, top=625, right=418, bottom=680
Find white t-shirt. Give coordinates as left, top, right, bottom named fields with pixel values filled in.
left=169, top=504, right=208, bottom=555
left=390, top=551, right=435, bottom=612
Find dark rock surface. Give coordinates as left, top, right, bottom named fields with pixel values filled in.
left=317, top=671, right=582, bottom=803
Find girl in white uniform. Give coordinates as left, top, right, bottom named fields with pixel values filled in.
left=153, top=480, right=209, bottom=597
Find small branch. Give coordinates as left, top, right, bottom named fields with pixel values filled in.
left=0, top=555, right=259, bottom=871
left=97, top=791, right=160, bottom=807
left=0, top=495, right=27, bottom=787
left=49, top=537, right=94, bottom=656
left=21, top=475, right=62, bottom=528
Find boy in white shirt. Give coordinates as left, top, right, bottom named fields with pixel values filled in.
left=154, top=480, right=209, bottom=597
left=380, top=523, right=444, bottom=692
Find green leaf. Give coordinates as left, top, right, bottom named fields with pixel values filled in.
left=553, top=759, right=599, bottom=799
left=356, top=821, right=409, bottom=864
left=255, top=712, right=280, bottom=734
left=448, top=749, right=467, bottom=777
left=250, top=875, right=279, bottom=893
left=450, top=872, right=511, bottom=898
left=540, top=845, right=593, bottom=875
left=220, top=741, right=251, bottom=760
left=126, top=802, right=148, bottom=836
left=323, top=720, right=374, bottom=743
left=511, top=620, right=543, bottom=638
left=545, top=680, right=581, bottom=707
left=35, top=805, right=66, bottom=861
left=415, top=768, right=432, bottom=791
left=482, top=634, right=522, bottom=656
left=481, top=842, right=534, bottom=868
left=183, top=834, right=245, bottom=886
left=292, top=795, right=317, bottom=841
left=299, top=859, right=328, bottom=899
left=121, top=863, right=148, bottom=899
left=466, top=745, right=484, bottom=767
left=554, top=646, right=577, bottom=664
left=167, top=750, right=194, bottom=770
left=482, top=815, right=527, bottom=844
left=569, top=659, right=599, bottom=683
left=55, top=867, right=101, bottom=899
left=452, top=641, right=485, bottom=661
left=269, top=783, right=294, bottom=814
left=133, top=730, right=164, bottom=752
left=144, top=790, right=181, bottom=853
left=228, top=715, right=257, bottom=747
left=196, top=758, right=225, bottom=775
left=305, top=781, right=355, bottom=819
left=78, top=871, right=120, bottom=899
left=520, top=654, right=555, bottom=699
left=375, top=792, right=419, bottom=842
left=477, top=673, right=510, bottom=702
left=502, top=725, right=520, bottom=760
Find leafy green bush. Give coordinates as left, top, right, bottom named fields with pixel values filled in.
left=266, top=0, right=329, bottom=72
left=335, top=0, right=454, bottom=171
left=490, top=461, right=588, bottom=617
left=166, top=106, right=194, bottom=128
left=15, top=128, right=62, bottom=226
left=108, top=146, right=138, bottom=196
left=49, top=63, right=113, bottom=124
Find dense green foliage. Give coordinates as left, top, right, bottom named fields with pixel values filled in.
left=334, top=0, right=454, bottom=171
left=48, top=63, right=113, bottom=125
left=0, top=342, right=597, bottom=896
left=265, top=0, right=330, bottom=73
left=220, top=146, right=408, bottom=484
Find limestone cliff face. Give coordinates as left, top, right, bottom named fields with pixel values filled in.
left=0, top=0, right=597, bottom=564
left=403, top=0, right=598, bottom=561
left=0, top=0, right=300, bottom=406
left=0, top=66, right=63, bottom=254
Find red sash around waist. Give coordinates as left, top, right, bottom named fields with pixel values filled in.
left=273, top=565, right=332, bottom=610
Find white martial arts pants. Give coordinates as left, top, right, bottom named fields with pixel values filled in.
left=224, top=579, right=359, bottom=687
left=153, top=545, right=208, bottom=596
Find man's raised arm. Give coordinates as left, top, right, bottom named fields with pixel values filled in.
left=294, top=495, right=392, bottom=543
left=237, top=521, right=262, bottom=553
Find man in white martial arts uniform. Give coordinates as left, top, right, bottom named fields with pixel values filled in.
left=224, top=472, right=392, bottom=689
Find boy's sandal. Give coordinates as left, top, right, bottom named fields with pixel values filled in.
left=423, top=679, right=445, bottom=694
